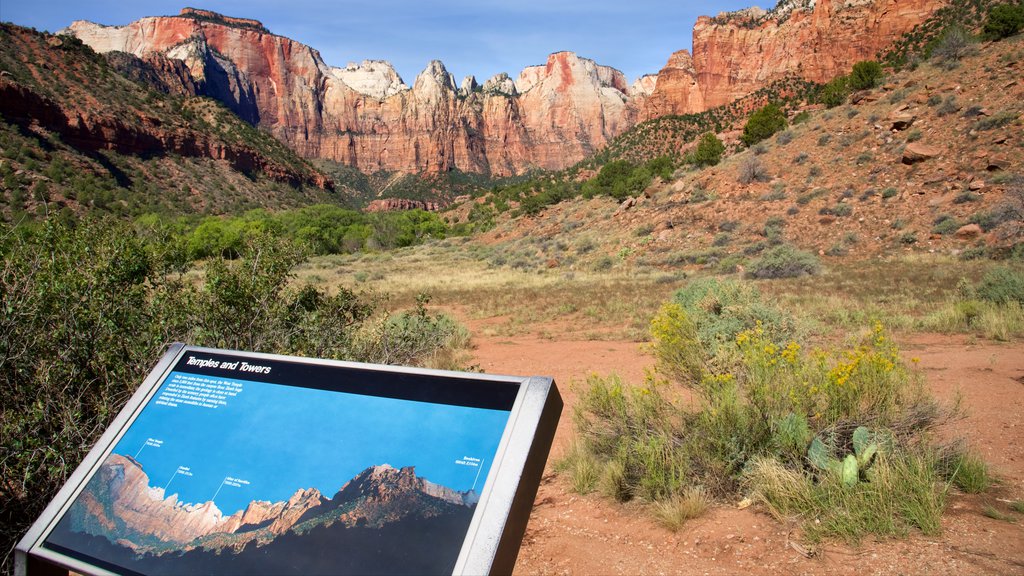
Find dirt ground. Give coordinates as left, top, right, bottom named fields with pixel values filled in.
left=468, top=327, right=1024, bottom=575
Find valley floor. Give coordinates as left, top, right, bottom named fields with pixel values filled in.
left=305, top=245, right=1024, bottom=574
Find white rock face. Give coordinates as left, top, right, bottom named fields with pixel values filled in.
left=515, top=65, right=546, bottom=94
left=629, top=74, right=658, bottom=97
left=331, top=60, right=408, bottom=99
left=482, top=72, right=516, bottom=95
left=459, top=75, right=478, bottom=97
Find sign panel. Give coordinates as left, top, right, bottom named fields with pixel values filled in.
left=17, top=344, right=561, bottom=576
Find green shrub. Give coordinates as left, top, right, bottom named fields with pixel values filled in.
left=0, top=218, right=469, bottom=566
left=931, top=214, right=961, bottom=235
left=569, top=313, right=957, bottom=544
left=746, top=244, right=820, bottom=279
left=688, top=132, right=726, bottom=167
left=667, top=278, right=796, bottom=357
left=976, top=266, right=1024, bottom=305
left=741, top=103, right=788, bottom=147
left=982, top=3, right=1024, bottom=40
left=819, top=75, right=851, bottom=108
left=849, top=61, right=884, bottom=90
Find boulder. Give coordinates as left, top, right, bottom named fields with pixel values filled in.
left=986, top=157, right=1009, bottom=171
left=902, top=143, right=940, bottom=164
left=955, top=223, right=982, bottom=239
left=889, top=113, right=915, bottom=131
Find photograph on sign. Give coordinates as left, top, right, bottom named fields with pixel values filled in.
left=39, top=351, right=519, bottom=575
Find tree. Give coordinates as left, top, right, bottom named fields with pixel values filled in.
left=741, top=104, right=788, bottom=147
left=818, top=75, right=850, bottom=108
left=849, top=60, right=883, bottom=90
left=983, top=3, right=1024, bottom=40
left=689, top=133, right=726, bottom=167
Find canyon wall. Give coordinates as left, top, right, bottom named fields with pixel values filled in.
left=65, top=3, right=948, bottom=175
left=644, top=0, right=947, bottom=118
left=66, top=9, right=640, bottom=177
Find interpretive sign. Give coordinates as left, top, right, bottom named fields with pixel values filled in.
left=16, top=343, right=561, bottom=576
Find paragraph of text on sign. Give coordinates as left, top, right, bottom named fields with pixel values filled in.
left=155, top=374, right=243, bottom=410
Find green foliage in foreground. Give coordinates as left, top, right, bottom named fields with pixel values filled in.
left=0, top=218, right=468, bottom=572
left=562, top=279, right=988, bottom=543
left=740, top=103, right=788, bottom=147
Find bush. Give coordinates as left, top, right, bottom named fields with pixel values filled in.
left=741, top=103, right=788, bottom=147
left=819, top=75, right=851, bottom=108
left=568, top=314, right=960, bottom=544
left=976, top=266, right=1024, bottom=305
left=982, top=3, right=1024, bottom=40
left=746, top=244, right=821, bottom=279
left=931, top=214, right=961, bottom=235
left=688, top=132, right=726, bottom=167
left=0, top=218, right=469, bottom=569
left=849, top=60, right=884, bottom=90
left=738, top=157, right=771, bottom=185
left=930, top=26, right=976, bottom=69
left=666, top=277, right=797, bottom=358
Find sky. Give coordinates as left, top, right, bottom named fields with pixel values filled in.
left=106, top=371, right=511, bottom=517
left=0, top=0, right=769, bottom=85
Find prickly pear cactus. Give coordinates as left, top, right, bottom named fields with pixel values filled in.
left=852, top=426, right=879, bottom=470
left=841, top=454, right=859, bottom=487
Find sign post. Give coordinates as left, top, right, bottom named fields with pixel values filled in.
left=16, top=343, right=561, bottom=576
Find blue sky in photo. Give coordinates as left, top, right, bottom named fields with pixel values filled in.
left=0, top=1, right=769, bottom=85
left=111, top=371, right=511, bottom=517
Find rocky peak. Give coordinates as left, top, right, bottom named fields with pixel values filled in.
left=415, top=60, right=456, bottom=92
left=459, top=74, right=478, bottom=97
left=331, top=60, right=407, bottom=99
left=482, top=72, right=517, bottom=96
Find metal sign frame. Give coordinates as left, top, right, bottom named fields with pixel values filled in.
left=16, top=343, right=561, bottom=576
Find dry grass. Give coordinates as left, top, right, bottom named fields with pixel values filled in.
left=653, top=486, right=713, bottom=531
left=295, top=239, right=680, bottom=340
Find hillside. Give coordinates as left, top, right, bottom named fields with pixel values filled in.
left=457, top=29, right=1022, bottom=269
left=0, top=23, right=340, bottom=221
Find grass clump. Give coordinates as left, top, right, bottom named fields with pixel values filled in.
left=746, top=244, right=821, bottom=279
left=948, top=451, right=992, bottom=493
left=653, top=486, right=712, bottom=531
left=922, top=270, right=1024, bottom=340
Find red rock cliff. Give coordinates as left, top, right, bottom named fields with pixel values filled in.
left=65, top=10, right=640, bottom=177
left=644, top=0, right=947, bottom=118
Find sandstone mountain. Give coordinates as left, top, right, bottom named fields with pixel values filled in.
left=643, top=0, right=946, bottom=118
left=0, top=22, right=338, bottom=217
left=65, top=8, right=641, bottom=177
left=61, top=3, right=950, bottom=180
